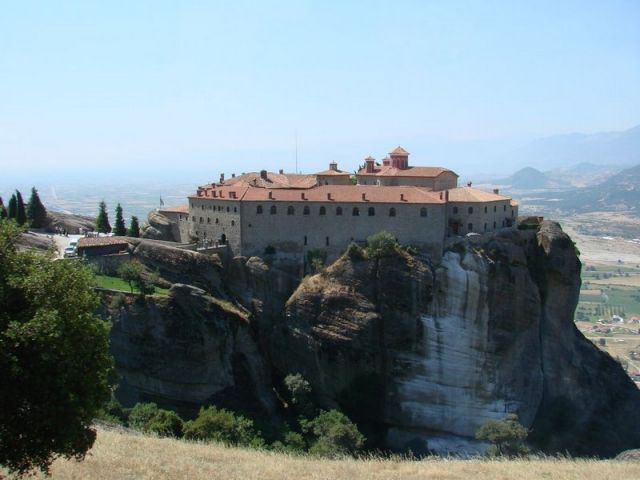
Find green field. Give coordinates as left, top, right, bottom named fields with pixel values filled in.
left=94, top=274, right=170, bottom=297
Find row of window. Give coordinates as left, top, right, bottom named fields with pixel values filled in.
left=452, top=204, right=508, bottom=214
left=256, top=205, right=429, bottom=217
left=193, top=216, right=235, bottom=226
left=195, top=204, right=238, bottom=213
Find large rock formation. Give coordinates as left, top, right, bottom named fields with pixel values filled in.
left=272, top=221, right=640, bottom=456
left=141, top=210, right=181, bottom=242
left=102, top=220, right=640, bottom=456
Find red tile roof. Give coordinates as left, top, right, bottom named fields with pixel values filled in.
left=159, top=205, right=189, bottom=213
left=446, top=186, right=512, bottom=202
left=191, top=184, right=445, bottom=204
left=357, top=165, right=457, bottom=178
left=315, top=169, right=350, bottom=176
left=390, top=146, right=409, bottom=155
left=77, top=237, right=130, bottom=248
left=223, top=172, right=317, bottom=189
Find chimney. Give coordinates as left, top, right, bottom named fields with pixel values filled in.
left=382, top=156, right=391, bottom=166
left=279, top=169, right=284, bottom=174
left=268, top=191, right=273, bottom=199
left=400, top=193, right=405, bottom=201
left=493, top=188, right=500, bottom=195
left=230, top=191, right=236, bottom=199
left=439, top=191, right=443, bottom=200
left=329, top=161, right=338, bottom=171
left=365, top=156, right=375, bottom=174
left=260, top=170, right=268, bottom=180
left=467, top=181, right=472, bottom=187
left=445, top=190, right=449, bottom=201
left=301, top=192, right=306, bottom=200
left=327, top=192, right=332, bottom=200
left=213, top=191, right=218, bottom=198
left=232, top=173, right=236, bottom=178
left=220, top=173, right=225, bottom=183
left=197, top=189, right=203, bottom=197
left=362, top=193, right=366, bottom=201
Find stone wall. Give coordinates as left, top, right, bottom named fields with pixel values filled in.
left=187, top=198, right=242, bottom=253
left=240, top=200, right=446, bottom=260
left=447, top=200, right=517, bottom=236
left=357, top=172, right=458, bottom=190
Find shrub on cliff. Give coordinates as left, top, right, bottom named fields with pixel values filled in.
left=284, top=373, right=314, bottom=417
left=0, top=219, right=113, bottom=476
left=475, top=414, right=529, bottom=457
left=183, top=406, right=264, bottom=447
left=128, top=402, right=184, bottom=438
left=128, top=402, right=161, bottom=430
left=301, top=410, right=365, bottom=458
left=345, top=242, right=365, bottom=260
left=366, top=231, right=397, bottom=258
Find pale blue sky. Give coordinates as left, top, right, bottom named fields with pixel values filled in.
left=1, top=0, right=639, bottom=179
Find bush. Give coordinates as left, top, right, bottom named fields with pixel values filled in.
left=475, top=414, right=529, bottom=457
left=128, top=402, right=160, bottom=430
left=301, top=410, right=365, bottom=458
left=345, top=242, right=365, bottom=260
left=306, top=249, right=327, bottom=274
left=183, top=406, right=263, bottom=447
left=96, top=395, right=128, bottom=425
left=146, top=409, right=184, bottom=438
left=272, top=431, right=306, bottom=453
left=366, top=231, right=397, bottom=258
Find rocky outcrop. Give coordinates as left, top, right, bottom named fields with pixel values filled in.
left=103, top=284, right=275, bottom=415
left=274, top=222, right=640, bottom=456
left=46, top=211, right=95, bottom=234
left=141, top=210, right=180, bottom=241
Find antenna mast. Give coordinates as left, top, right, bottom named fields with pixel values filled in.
left=295, top=129, right=298, bottom=173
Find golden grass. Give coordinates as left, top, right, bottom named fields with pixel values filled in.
left=27, top=426, right=640, bottom=480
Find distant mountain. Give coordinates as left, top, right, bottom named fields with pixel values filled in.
left=506, top=125, right=640, bottom=172
left=493, top=167, right=555, bottom=189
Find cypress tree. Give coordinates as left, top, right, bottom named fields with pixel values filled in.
left=8, top=194, right=18, bottom=220
left=128, top=216, right=140, bottom=238
left=27, top=187, right=48, bottom=228
left=96, top=201, right=111, bottom=233
left=0, top=197, right=7, bottom=219
left=15, top=191, right=27, bottom=226
left=113, top=204, right=127, bottom=236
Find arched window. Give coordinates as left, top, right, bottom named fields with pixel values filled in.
left=199, top=217, right=203, bottom=223
left=468, top=206, right=473, bottom=214
left=215, top=218, right=219, bottom=224
left=420, top=207, right=427, bottom=217
left=336, top=206, right=343, bottom=216
left=484, top=206, right=487, bottom=213
left=192, top=216, right=196, bottom=222
left=207, top=218, right=211, bottom=223
left=389, top=207, right=396, bottom=217
left=352, top=207, right=359, bottom=216
left=325, top=236, right=329, bottom=246
left=494, top=205, right=497, bottom=212
left=304, top=235, right=307, bottom=246
left=303, top=206, right=310, bottom=215
left=511, top=209, right=515, bottom=217
left=270, top=205, right=277, bottom=215
left=368, top=207, right=375, bottom=216
left=468, top=223, right=473, bottom=232
left=453, top=206, right=458, bottom=214
left=287, top=206, right=295, bottom=215
left=319, top=206, right=326, bottom=215
left=503, top=205, right=506, bottom=211
left=226, top=206, right=230, bottom=212
left=257, top=205, right=263, bottom=214
left=484, top=223, right=487, bottom=231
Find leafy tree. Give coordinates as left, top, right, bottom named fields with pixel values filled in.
left=301, top=410, right=365, bottom=457
left=117, top=260, right=144, bottom=294
left=183, top=406, right=262, bottom=446
left=284, top=373, right=314, bottom=417
left=15, top=190, right=27, bottom=226
left=0, top=197, right=7, bottom=219
left=128, top=215, right=140, bottom=237
left=366, top=231, right=397, bottom=258
left=7, top=194, right=17, bottom=219
left=96, top=201, right=111, bottom=233
left=475, top=414, right=529, bottom=457
left=128, top=403, right=160, bottom=430
left=113, top=203, right=127, bottom=236
left=271, top=431, right=306, bottom=453
left=146, top=409, right=184, bottom=438
left=306, top=249, right=327, bottom=274
left=26, top=187, right=48, bottom=228
left=0, top=219, right=113, bottom=476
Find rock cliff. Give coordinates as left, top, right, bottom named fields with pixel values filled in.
left=102, top=220, right=640, bottom=456
left=273, top=221, right=640, bottom=456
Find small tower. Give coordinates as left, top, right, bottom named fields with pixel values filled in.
left=389, top=146, right=409, bottom=169
left=365, top=156, right=375, bottom=173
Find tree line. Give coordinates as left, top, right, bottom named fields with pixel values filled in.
left=0, top=187, right=47, bottom=228
left=95, top=201, right=140, bottom=237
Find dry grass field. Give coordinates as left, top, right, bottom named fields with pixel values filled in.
left=15, top=426, right=640, bottom=480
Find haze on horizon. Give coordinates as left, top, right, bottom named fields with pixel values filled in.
left=1, top=0, right=639, bottom=183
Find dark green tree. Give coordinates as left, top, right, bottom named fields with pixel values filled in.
left=26, top=187, right=48, bottom=228
left=475, top=414, right=529, bottom=457
left=301, top=410, right=365, bottom=457
left=366, top=230, right=397, bottom=257
left=117, top=260, right=144, bottom=293
left=96, top=201, right=111, bottom=233
left=15, top=190, right=27, bottom=226
left=183, top=406, right=262, bottom=446
left=0, top=197, right=7, bottom=219
left=7, top=194, right=17, bottom=219
left=113, top=203, right=127, bottom=236
left=0, top=219, right=114, bottom=475
left=128, top=215, right=140, bottom=237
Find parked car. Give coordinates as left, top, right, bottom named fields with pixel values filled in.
left=63, top=246, right=77, bottom=258
left=68, top=240, right=78, bottom=248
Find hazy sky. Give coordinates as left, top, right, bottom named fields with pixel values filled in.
left=1, top=0, right=639, bottom=178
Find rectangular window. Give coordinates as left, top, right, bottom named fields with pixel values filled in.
left=326, top=236, right=329, bottom=246
left=304, top=235, right=308, bottom=246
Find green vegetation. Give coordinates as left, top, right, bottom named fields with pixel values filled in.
left=184, top=406, right=263, bottom=447
left=0, top=219, right=113, bottom=476
left=301, top=410, right=365, bottom=457
left=94, top=273, right=169, bottom=296
left=116, top=260, right=158, bottom=295
left=284, top=373, right=313, bottom=417
left=26, top=187, right=47, bottom=228
left=306, top=249, right=327, bottom=274
left=366, top=231, right=397, bottom=257
left=128, top=215, right=140, bottom=237
left=7, top=194, right=17, bottom=220
left=113, top=203, right=127, bottom=236
left=475, top=414, right=529, bottom=457
left=15, top=190, right=27, bottom=226
left=96, top=200, right=111, bottom=233
left=0, top=197, right=6, bottom=219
